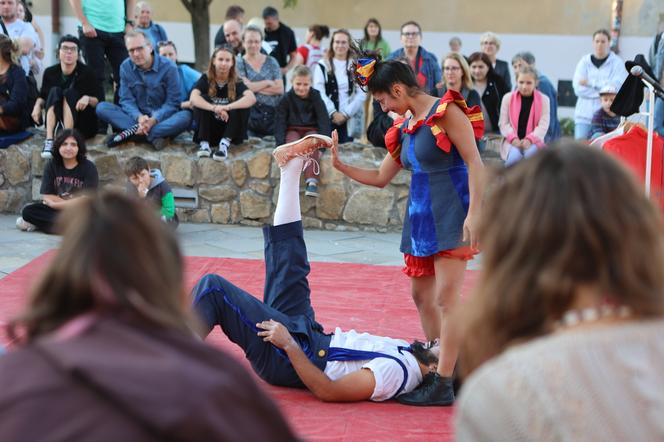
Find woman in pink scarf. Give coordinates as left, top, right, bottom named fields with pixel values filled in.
left=499, top=66, right=550, bottom=166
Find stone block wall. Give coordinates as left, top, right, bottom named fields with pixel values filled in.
left=0, top=133, right=412, bottom=232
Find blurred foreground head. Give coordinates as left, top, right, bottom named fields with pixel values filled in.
left=11, top=191, right=189, bottom=341
left=458, top=142, right=664, bottom=374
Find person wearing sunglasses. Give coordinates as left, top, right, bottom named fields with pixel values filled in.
left=31, top=35, right=102, bottom=159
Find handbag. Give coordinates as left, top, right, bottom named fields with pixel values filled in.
left=248, top=101, right=276, bottom=136
left=242, top=59, right=277, bottom=136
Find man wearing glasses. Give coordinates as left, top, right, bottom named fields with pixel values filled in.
left=387, top=21, right=441, bottom=96
left=31, top=35, right=102, bottom=159
left=96, top=30, right=192, bottom=150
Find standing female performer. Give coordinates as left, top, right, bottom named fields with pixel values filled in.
left=331, top=53, right=484, bottom=406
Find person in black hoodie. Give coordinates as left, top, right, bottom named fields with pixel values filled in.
left=468, top=51, right=509, bottom=137
left=275, top=65, right=331, bottom=197
left=31, top=35, right=101, bottom=159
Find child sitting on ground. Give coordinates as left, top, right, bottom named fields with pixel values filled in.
left=124, top=156, right=179, bottom=228
left=499, top=66, right=550, bottom=166
left=274, top=65, right=331, bottom=197
left=590, top=84, right=621, bottom=139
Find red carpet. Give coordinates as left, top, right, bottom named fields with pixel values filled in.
left=0, top=251, right=479, bottom=441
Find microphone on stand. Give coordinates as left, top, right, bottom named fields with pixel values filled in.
left=630, top=65, right=664, bottom=99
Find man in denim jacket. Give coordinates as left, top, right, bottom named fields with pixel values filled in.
left=387, top=21, right=441, bottom=97
left=97, top=30, right=191, bottom=150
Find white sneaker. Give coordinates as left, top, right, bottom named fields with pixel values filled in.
left=213, top=144, right=228, bottom=162
left=197, top=144, right=211, bottom=158
left=41, top=139, right=53, bottom=159
left=16, top=217, right=36, bottom=232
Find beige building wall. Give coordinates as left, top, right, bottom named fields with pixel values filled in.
left=39, top=0, right=664, bottom=36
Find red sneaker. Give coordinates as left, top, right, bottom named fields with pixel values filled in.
left=273, top=134, right=332, bottom=167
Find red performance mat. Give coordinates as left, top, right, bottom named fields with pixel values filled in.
left=0, top=252, right=479, bottom=441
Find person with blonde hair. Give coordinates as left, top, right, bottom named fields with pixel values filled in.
left=498, top=66, right=550, bottom=166
left=454, top=144, right=664, bottom=441
left=437, top=52, right=481, bottom=108
left=2, top=190, right=297, bottom=440
left=479, top=31, right=511, bottom=91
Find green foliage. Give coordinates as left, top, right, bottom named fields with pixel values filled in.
left=560, top=117, right=575, bottom=137
left=283, top=0, right=298, bottom=7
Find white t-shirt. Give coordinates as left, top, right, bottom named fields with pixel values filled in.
left=323, top=328, right=423, bottom=401
left=332, top=58, right=350, bottom=112
left=5, top=19, right=41, bottom=75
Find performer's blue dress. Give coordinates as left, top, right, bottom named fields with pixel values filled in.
left=384, top=90, right=484, bottom=258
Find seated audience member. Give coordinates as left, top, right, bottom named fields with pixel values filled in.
left=97, top=31, right=192, bottom=150
left=275, top=65, right=331, bottom=197
left=191, top=144, right=437, bottom=403
left=134, top=1, right=167, bottom=48
left=0, top=35, right=28, bottom=136
left=191, top=45, right=256, bottom=161
left=360, top=18, right=391, bottom=57
left=590, top=84, right=621, bottom=139
left=124, top=156, right=178, bottom=228
left=468, top=52, right=509, bottom=136
left=214, top=5, right=245, bottom=48
left=237, top=25, right=284, bottom=137
left=454, top=145, right=664, bottom=442
left=262, top=6, right=298, bottom=76
left=295, top=25, right=330, bottom=68
left=157, top=40, right=201, bottom=110
left=16, top=129, right=98, bottom=234
left=449, top=36, right=462, bottom=54
left=437, top=53, right=481, bottom=108
left=32, top=35, right=101, bottom=159
left=313, top=29, right=367, bottom=143
left=499, top=67, right=550, bottom=166
left=387, top=21, right=441, bottom=96
left=480, top=32, right=511, bottom=91
left=2, top=191, right=297, bottom=441
left=512, top=51, right=560, bottom=143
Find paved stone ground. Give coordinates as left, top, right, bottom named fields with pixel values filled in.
left=0, top=214, right=481, bottom=280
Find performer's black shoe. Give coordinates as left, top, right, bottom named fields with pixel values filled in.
left=397, top=372, right=455, bottom=406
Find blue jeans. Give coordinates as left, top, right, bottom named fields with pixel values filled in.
left=574, top=122, right=592, bottom=140
left=654, top=98, right=664, bottom=137
left=191, top=221, right=331, bottom=388
left=96, top=102, right=192, bottom=142
left=505, top=144, right=538, bottom=167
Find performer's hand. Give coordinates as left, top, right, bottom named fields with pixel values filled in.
left=257, top=319, right=298, bottom=350
left=330, top=129, right=343, bottom=170
left=462, top=212, right=480, bottom=252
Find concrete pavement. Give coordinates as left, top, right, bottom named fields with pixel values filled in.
left=0, top=214, right=481, bottom=280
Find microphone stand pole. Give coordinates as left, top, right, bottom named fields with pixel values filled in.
left=642, top=79, right=655, bottom=197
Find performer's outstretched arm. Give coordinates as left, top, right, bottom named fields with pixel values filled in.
left=257, top=320, right=376, bottom=402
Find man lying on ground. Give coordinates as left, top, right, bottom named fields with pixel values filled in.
left=191, top=133, right=438, bottom=402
